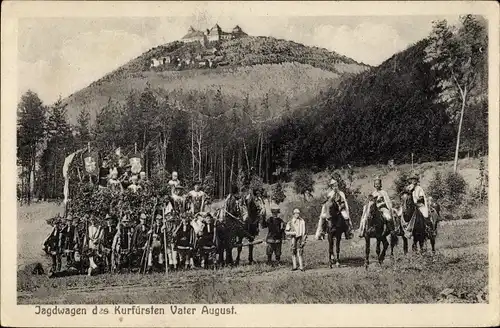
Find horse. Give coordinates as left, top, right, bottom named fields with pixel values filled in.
left=398, top=192, right=436, bottom=254
left=321, top=198, right=348, bottom=268
left=215, top=193, right=263, bottom=266
left=363, top=201, right=397, bottom=268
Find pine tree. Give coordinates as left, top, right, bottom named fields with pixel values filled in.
left=76, top=107, right=91, bottom=147
left=17, top=90, right=47, bottom=203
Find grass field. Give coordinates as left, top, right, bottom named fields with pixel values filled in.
left=17, top=206, right=487, bottom=304
left=17, top=158, right=489, bottom=304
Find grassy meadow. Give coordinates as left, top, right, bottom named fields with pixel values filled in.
left=16, top=158, right=489, bottom=304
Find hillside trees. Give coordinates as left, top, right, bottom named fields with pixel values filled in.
left=17, top=91, right=47, bottom=203
left=39, top=98, right=75, bottom=199
left=425, top=15, right=488, bottom=172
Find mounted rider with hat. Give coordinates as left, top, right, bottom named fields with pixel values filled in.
left=405, top=173, right=429, bottom=220
left=359, top=176, right=394, bottom=237
left=317, top=179, right=353, bottom=240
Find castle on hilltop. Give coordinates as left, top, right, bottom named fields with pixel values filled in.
left=181, top=24, right=248, bottom=44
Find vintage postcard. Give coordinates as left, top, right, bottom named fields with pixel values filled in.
left=1, top=1, right=499, bottom=327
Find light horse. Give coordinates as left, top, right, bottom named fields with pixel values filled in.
left=320, top=198, right=348, bottom=268
left=363, top=202, right=397, bottom=268
left=398, top=192, right=436, bottom=254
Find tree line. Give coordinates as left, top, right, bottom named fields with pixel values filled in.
left=17, top=15, right=488, bottom=204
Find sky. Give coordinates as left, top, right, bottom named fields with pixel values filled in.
left=18, top=12, right=461, bottom=105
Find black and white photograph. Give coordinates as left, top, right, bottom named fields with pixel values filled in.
left=2, top=1, right=499, bottom=327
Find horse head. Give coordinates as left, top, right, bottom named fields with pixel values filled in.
left=322, top=197, right=343, bottom=230
left=400, top=192, right=415, bottom=223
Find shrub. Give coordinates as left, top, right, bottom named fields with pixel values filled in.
left=428, top=170, right=469, bottom=219
left=293, top=169, right=314, bottom=199
left=393, top=171, right=410, bottom=195
left=271, top=181, right=286, bottom=205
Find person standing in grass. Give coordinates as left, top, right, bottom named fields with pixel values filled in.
left=263, top=206, right=285, bottom=266
left=285, top=208, right=306, bottom=271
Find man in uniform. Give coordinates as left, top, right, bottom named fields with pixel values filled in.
left=285, top=208, right=306, bottom=271
left=99, top=214, right=117, bottom=272
left=175, top=213, right=195, bottom=269
left=61, top=215, right=79, bottom=270
left=262, top=206, right=285, bottom=265
left=86, top=214, right=101, bottom=276
left=162, top=212, right=179, bottom=271
left=131, top=213, right=148, bottom=267
left=44, top=216, right=65, bottom=275
left=186, top=182, right=207, bottom=214
left=195, top=212, right=216, bottom=268
left=147, top=213, right=165, bottom=272
left=112, top=215, right=134, bottom=272
left=359, top=176, right=394, bottom=237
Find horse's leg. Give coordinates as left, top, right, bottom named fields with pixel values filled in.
left=335, top=232, right=341, bottom=267
left=430, top=235, right=436, bottom=254
left=235, top=237, right=242, bottom=266
left=248, top=237, right=254, bottom=264
left=380, top=237, right=389, bottom=265
left=418, top=236, right=425, bottom=254
left=390, top=234, right=397, bottom=260
left=365, top=237, right=370, bottom=269
left=412, top=236, right=418, bottom=252
left=328, top=233, right=334, bottom=268
left=376, top=240, right=381, bottom=259
left=402, top=236, right=408, bottom=255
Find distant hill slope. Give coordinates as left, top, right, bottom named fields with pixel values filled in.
left=62, top=36, right=369, bottom=124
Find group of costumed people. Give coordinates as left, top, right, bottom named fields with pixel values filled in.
left=43, top=147, right=440, bottom=277
left=43, top=165, right=216, bottom=276
left=315, top=173, right=440, bottom=241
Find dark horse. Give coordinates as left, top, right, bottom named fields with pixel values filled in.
left=363, top=202, right=398, bottom=268
left=398, top=192, right=436, bottom=254
left=215, top=193, right=262, bottom=266
left=321, top=198, right=348, bottom=268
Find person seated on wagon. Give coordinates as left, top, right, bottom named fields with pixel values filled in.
left=168, top=171, right=181, bottom=190
left=127, top=175, right=142, bottom=193
left=107, top=169, right=123, bottom=193
left=186, top=181, right=207, bottom=214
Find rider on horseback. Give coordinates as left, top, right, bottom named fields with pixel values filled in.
left=327, top=179, right=353, bottom=239
left=359, top=176, right=394, bottom=237
left=405, top=173, right=429, bottom=221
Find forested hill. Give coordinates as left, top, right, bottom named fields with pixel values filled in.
left=62, top=36, right=369, bottom=125
left=271, top=37, right=487, bottom=170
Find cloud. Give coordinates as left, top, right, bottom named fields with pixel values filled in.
left=311, top=22, right=408, bottom=65
left=19, top=29, right=153, bottom=104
